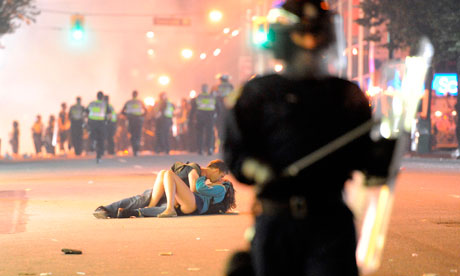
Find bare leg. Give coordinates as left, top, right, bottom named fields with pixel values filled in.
left=147, top=170, right=166, bottom=207
left=159, top=170, right=197, bottom=217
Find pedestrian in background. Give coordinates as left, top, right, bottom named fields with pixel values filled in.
left=58, top=102, right=71, bottom=153
left=9, top=121, right=19, bottom=156
left=122, top=90, right=147, bottom=156
left=195, top=84, right=217, bottom=155
left=174, top=97, right=190, bottom=151
left=104, top=95, right=117, bottom=155
left=32, top=115, right=43, bottom=156
left=87, top=91, right=109, bottom=163
left=44, top=115, right=56, bottom=156
left=154, top=92, right=175, bottom=155
left=213, top=74, right=234, bottom=153
left=69, top=96, right=86, bottom=156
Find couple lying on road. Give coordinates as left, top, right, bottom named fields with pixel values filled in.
left=93, top=159, right=236, bottom=219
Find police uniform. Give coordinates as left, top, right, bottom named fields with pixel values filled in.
left=69, top=103, right=85, bottom=155
left=215, top=80, right=234, bottom=152
left=195, top=91, right=217, bottom=155
left=224, top=74, right=376, bottom=275
left=155, top=100, right=174, bottom=154
left=122, top=99, right=146, bottom=156
left=106, top=104, right=117, bottom=155
left=87, top=99, right=108, bottom=162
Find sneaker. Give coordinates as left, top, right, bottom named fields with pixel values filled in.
left=93, top=206, right=109, bottom=219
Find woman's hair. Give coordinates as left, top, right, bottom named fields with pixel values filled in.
left=207, top=159, right=229, bottom=174
left=222, top=181, right=237, bottom=211
left=205, top=180, right=237, bottom=214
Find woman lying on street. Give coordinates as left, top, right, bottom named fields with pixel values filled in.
left=93, top=159, right=236, bottom=218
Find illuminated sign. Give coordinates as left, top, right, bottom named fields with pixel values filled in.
left=432, top=73, right=458, bottom=96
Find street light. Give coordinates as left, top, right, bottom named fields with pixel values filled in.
left=144, top=97, right=155, bottom=106
left=181, top=48, right=194, bottom=59
left=200, top=53, right=207, bottom=60
left=209, top=10, right=223, bottom=23
left=213, top=48, right=221, bottom=56
left=146, top=31, right=155, bottom=39
left=158, top=75, right=171, bottom=86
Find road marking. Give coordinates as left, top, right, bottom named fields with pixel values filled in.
left=449, top=194, right=460, bottom=199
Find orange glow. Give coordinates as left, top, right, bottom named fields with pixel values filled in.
left=209, top=10, right=223, bottom=22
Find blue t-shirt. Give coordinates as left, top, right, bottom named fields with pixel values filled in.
left=194, top=176, right=226, bottom=214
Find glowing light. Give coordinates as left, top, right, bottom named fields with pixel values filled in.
left=181, top=48, right=194, bottom=59
left=144, top=97, right=155, bottom=107
left=200, top=53, right=207, bottom=60
left=366, top=86, right=382, bottom=97
left=209, top=10, right=223, bottom=22
left=72, top=30, right=83, bottom=41
left=146, top=31, right=155, bottom=39
left=352, top=48, right=358, bottom=55
left=172, top=124, right=178, bottom=137
left=223, top=28, right=230, bottom=34
left=213, top=48, right=221, bottom=56
left=231, top=29, right=240, bottom=37
left=452, top=111, right=457, bottom=116
left=158, top=75, right=171, bottom=86
left=435, top=110, right=442, bottom=117
left=189, top=90, right=197, bottom=98
left=274, top=64, right=284, bottom=72
left=147, top=49, right=155, bottom=56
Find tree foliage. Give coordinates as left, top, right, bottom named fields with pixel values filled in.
left=356, top=0, right=460, bottom=66
left=0, top=0, right=39, bottom=39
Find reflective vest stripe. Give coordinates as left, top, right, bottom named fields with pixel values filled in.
left=164, top=102, right=174, bottom=118
left=125, top=100, right=143, bottom=116
left=88, top=101, right=106, bottom=121
left=197, top=94, right=216, bottom=111
left=110, top=104, right=117, bottom=122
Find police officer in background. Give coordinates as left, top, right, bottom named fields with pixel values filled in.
left=213, top=74, right=234, bottom=153
left=122, top=90, right=147, bottom=156
left=224, top=1, right=395, bottom=275
left=87, top=91, right=110, bottom=163
left=69, top=96, right=85, bottom=156
left=154, top=91, right=175, bottom=155
left=104, top=95, right=117, bottom=155
left=194, top=84, right=216, bottom=155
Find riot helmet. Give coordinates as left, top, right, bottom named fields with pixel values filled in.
left=266, top=0, right=346, bottom=76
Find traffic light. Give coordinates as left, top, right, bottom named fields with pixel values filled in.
left=251, top=16, right=269, bottom=47
left=70, top=14, right=84, bottom=41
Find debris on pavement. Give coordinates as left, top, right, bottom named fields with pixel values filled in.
left=61, top=248, right=82, bottom=254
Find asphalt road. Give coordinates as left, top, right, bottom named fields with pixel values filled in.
left=0, top=153, right=459, bottom=276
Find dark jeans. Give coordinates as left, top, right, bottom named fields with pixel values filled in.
left=196, top=116, right=214, bottom=154
left=106, top=122, right=117, bottom=155
left=103, top=189, right=167, bottom=218
left=70, top=120, right=83, bottom=155
left=89, top=120, right=106, bottom=159
left=33, top=133, right=42, bottom=154
left=128, top=116, right=143, bottom=154
left=251, top=205, right=358, bottom=276
left=155, top=117, right=172, bottom=154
